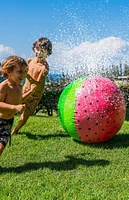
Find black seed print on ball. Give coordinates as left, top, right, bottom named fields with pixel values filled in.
left=58, top=76, right=126, bottom=145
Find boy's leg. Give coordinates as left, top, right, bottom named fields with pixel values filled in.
left=12, top=108, right=31, bottom=135
left=0, top=136, right=10, bottom=156
left=0, top=118, right=13, bottom=156
left=11, top=115, right=29, bottom=135
left=0, top=143, right=5, bottom=156
left=12, top=101, right=39, bottom=135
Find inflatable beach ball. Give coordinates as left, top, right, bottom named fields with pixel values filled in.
left=58, top=76, right=126, bottom=143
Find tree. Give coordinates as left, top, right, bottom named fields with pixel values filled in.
left=124, top=62, right=129, bottom=76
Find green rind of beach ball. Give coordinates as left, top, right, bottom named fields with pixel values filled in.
left=58, top=76, right=86, bottom=141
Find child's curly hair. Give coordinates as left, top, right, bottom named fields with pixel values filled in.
left=1, top=55, right=28, bottom=78
left=32, top=37, right=52, bottom=55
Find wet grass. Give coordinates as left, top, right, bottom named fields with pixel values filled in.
left=0, top=110, right=129, bottom=200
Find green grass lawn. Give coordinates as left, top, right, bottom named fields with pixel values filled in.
left=0, top=109, right=129, bottom=200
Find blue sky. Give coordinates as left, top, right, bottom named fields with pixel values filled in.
left=1, top=0, right=129, bottom=73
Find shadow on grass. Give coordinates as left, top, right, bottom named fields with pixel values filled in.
left=0, top=155, right=110, bottom=174
left=19, top=130, right=70, bottom=140
left=73, top=133, right=129, bottom=149
left=33, top=114, right=58, bottom=118
left=19, top=130, right=129, bottom=149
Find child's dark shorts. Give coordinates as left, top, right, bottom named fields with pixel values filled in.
left=0, top=118, right=14, bottom=147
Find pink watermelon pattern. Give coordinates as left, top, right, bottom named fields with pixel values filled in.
left=74, top=76, right=126, bottom=143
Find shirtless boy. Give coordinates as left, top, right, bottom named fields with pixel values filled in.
left=0, top=56, right=36, bottom=155
left=12, top=37, right=52, bottom=135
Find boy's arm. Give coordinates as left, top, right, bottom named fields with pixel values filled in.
left=22, top=84, right=36, bottom=103
left=26, top=66, right=48, bottom=85
left=0, top=101, right=25, bottom=113
left=0, top=85, right=13, bottom=110
left=36, top=64, right=49, bottom=82
left=26, top=74, right=39, bottom=85
left=0, top=86, right=25, bottom=112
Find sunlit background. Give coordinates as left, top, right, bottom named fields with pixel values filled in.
left=1, top=0, right=129, bottom=75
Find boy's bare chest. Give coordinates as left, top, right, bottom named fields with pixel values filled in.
left=29, top=61, right=47, bottom=79
left=6, top=86, right=21, bottom=104
left=30, top=67, right=43, bottom=79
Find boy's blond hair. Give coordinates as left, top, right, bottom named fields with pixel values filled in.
left=1, top=55, right=27, bottom=78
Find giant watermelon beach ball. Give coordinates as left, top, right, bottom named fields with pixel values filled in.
left=58, top=76, right=126, bottom=143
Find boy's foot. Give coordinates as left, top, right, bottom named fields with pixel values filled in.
left=11, top=130, right=18, bottom=135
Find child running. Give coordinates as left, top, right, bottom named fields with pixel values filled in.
left=0, top=55, right=36, bottom=156
left=12, top=37, right=52, bottom=135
